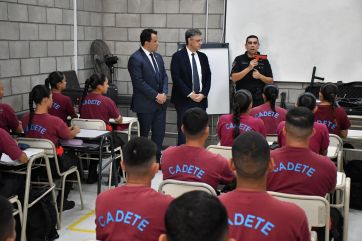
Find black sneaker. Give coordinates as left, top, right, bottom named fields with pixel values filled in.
left=60, top=200, right=75, bottom=211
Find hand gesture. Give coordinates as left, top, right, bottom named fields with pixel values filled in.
left=248, top=59, right=258, bottom=70
left=194, top=93, right=205, bottom=102
left=156, top=93, right=167, bottom=104
left=252, top=69, right=261, bottom=79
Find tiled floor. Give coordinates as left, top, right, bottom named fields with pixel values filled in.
left=57, top=171, right=362, bottom=241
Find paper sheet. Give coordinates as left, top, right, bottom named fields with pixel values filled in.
left=0, top=148, right=43, bottom=166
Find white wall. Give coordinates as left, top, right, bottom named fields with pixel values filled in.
left=225, top=0, right=362, bottom=83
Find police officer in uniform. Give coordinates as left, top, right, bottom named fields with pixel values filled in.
left=231, top=35, right=273, bottom=107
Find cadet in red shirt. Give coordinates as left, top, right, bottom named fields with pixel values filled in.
left=161, top=107, right=234, bottom=190
left=314, top=83, right=351, bottom=138
left=96, top=137, right=173, bottom=241
left=217, top=90, right=265, bottom=146
left=269, top=107, right=336, bottom=197
left=79, top=74, right=124, bottom=183
left=219, top=131, right=310, bottom=241
left=0, top=81, right=23, bottom=133
left=45, top=71, right=77, bottom=123
left=250, top=85, right=286, bottom=135
left=22, top=85, right=80, bottom=210
left=160, top=191, right=234, bottom=241
left=0, top=128, right=28, bottom=164
left=278, top=93, right=329, bottom=155
left=79, top=73, right=122, bottom=125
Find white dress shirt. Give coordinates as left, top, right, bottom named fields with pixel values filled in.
left=141, top=46, right=159, bottom=72
left=186, top=47, right=203, bottom=94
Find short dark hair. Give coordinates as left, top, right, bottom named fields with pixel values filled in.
left=285, top=107, right=314, bottom=139
left=246, top=35, right=259, bottom=44
left=297, top=92, right=317, bottom=111
left=232, top=131, right=270, bottom=179
left=182, top=107, right=209, bottom=138
left=123, top=137, right=157, bottom=173
left=165, top=191, right=228, bottom=241
left=140, top=28, right=157, bottom=46
left=0, top=196, right=15, bottom=241
left=185, top=28, right=202, bottom=45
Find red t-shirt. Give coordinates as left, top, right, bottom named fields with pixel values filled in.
left=0, top=128, right=23, bottom=160
left=314, top=105, right=351, bottom=136
left=161, top=145, right=235, bottom=189
left=80, top=93, right=120, bottom=125
left=219, top=190, right=310, bottom=241
left=49, top=92, right=77, bottom=123
left=268, top=146, right=337, bottom=197
left=0, top=103, right=20, bottom=133
left=250, top=103, right=287, bottom=135
left=95, top=185, right=173, bottom=241
left=277, top=121, right=329, bottom=155
left=217, top=114, right=266, bottom=146
left=22, top=113, right=71, bottom=146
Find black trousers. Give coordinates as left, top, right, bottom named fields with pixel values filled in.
left=137, top=107, right=166, bottom=161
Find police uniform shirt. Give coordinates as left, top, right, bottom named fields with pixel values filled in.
left=314, top=105, right=351, bottom=136
left=250, top=103, right=287, bottom=135
left=0, top=103, right=21, bottom=133
left=22, top=113, right=71, bottom=147
left=161, top=145, right=235, bottom=189
left=267, top=146, right=337, bottom=197
left=217, top=114, right=266, bottom=147
left=96, top=185, right=173, bottom=241
left=220, top=190, right=310, bottom=241
left=231, top=52, right=273, bottom=102
left=277, top=121, right=330, bottom=155
left=0, top=128, right=23, bottom=161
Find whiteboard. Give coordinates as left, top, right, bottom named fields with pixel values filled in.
left=177, top=43, right=231, bottom=114
left=225, top=0, right=362, bottom=83
left=201, top=45, right=230, bottom=114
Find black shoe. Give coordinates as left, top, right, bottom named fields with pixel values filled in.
left=60, top=200, right=75, bottom=211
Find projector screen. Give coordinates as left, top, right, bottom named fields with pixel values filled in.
left=225, top=0, right=362, bottom=83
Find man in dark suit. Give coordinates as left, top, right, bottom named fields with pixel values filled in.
left=171, top=28, right=211, bottom=145
left=128, top=29, right=168, bottom=160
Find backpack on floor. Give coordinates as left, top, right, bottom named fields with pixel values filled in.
left=330, top=207, right=343, bottom=241
left=344, top=159, right=362, bottom=210
left=26, top=189, right=59, bottom=241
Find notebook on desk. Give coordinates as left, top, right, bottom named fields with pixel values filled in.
left=0, top=148, right=43, bottom=166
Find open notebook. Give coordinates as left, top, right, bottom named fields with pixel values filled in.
left=0, top=148, right=43, bottom=166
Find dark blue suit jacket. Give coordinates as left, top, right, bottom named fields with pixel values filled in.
left=170, top=47, right=211, bottom=109
left=128, top=48, right=168, bottom=113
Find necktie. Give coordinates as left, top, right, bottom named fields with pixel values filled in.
left=150, top=53, right=162, bottom=92
left=149, top=53, right=159, bottom=73
left=191, top=53, right=200, bottom=93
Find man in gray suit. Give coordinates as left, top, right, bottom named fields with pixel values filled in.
left=128, top=29, right=168, bottom=161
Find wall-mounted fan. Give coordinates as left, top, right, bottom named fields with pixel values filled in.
left=90, top=39, right=118, bottom=84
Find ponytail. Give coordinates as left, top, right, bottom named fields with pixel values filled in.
left=27, top=85, right=51, bottom=132
left=44, top=71, right=65, bottom=90
left=263, top=85, right=279, bottom=112
left=27, top=92, right=35, bottom=133
left=233, top=102, right=241, bottom=139
left=320, top=83, right=338, bottom=124
left=79, top=79, right=91, bottom=115
left=232, top=90, right=252, bottom=139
